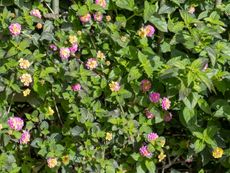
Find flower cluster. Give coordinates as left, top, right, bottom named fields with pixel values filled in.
left=47, top=158, right=58, bottom=168
left=9, top=23, right=21, bottom=36
left=19, top=58, right=30, bottom=69
left=8, top=117, right=31, bottom=144
left=109, top=81, right=120, bottom=92
left=139, top=132, right=166, bottom=162
left=8, top=117, right=24, bottom=131
left=138, top=25, right=155, bottom=38
left=30, top=9, right=42, bottom=18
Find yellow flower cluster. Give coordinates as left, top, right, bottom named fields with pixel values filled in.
left=105, top=132, right=113, bottom=141
left=23, top=88, right=31, bottom=97
left=158, top=152, right=166, bottom=162
left=47, top=106, right=54, bottom=116
left=96, top=51, right=105, bottom=60
left=20, top=73, right=32, bottom=86
left=212, top=147, right=224, bottom=159
left=69, top=35, right=78, bottom=44
left=19, top=58, right=30, bottom=69
left=62, top=155, right=70, bottom=165
left=137, top=27, right=148, bottom=38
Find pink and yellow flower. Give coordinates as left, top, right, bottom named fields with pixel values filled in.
left=139, top=145, right=152, bottom=158
left=80, top=13, right=91, bottom=23
left=95, top=0, right=107, bottom=8
left=141, top=79, right=151, bottom=92
left=59, top=47, right=70, bottom=60
left=47, top=158, right=58, bottom=168
left=86, top=58, right=98, bottom=70
left=109, top=81, right=120, bottom=92
left=93, top=12, right=103, bottom=22
left=30, top=9, right=42, bottom=18
left=7, top=117, right=24, bottom=131
left=9, top=23, right=21, bottom=36
left=162, top=97, right=171, bottom=110
left=20, top=131, right=30, bottom=144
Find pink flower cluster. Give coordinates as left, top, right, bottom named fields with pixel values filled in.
left=144, top=109, right=154, bottom=119
left=59, top=47, right=70, bottom=60
left=8, top=117, right=31, bottom=144
left=139, top=145, right=152, bottom=158
left=30, top=9, right=42, bottom=18
left=140, top=79, right=172, bottom=121
left=145, top=25, right=155, bottom=37
left=149, top=92, right=160, bottom=103
left=8, top=117, right=24, bottom=131
left=80, top=13, right=91, bottom=23
left=94, top=12, right=103, bottom=22
left=72, top=83, right=81, bottom=91
left=20, top=131, right=30, bottom=144
left=50, top=44, right=58, bottom=51
left=95, top=0, right=107, bottom=8
left=147, top=132, right=159, bottom=141
left=9, top=23, right=21, bottom=36
left=69, top=43, right=78, bottom=54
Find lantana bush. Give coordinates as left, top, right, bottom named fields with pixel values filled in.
left=0, top=0, right=229, bottom=172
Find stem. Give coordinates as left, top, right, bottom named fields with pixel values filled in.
left=52, top=0, right=59, bottom=15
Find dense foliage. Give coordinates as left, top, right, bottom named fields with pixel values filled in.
left=0, top=0, right=229, bottom=172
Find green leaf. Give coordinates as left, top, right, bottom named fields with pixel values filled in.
left=194, top=139, right=206, bottom=153
left=138, top=51, right=153, bottom=77
left=205, top=46, right=216, bottom=67
left=182, top=107, right=195, bottom=124
left=144, top=1, right=158, bottom=22
left=116, top=0, right=135, bottom=11
left=128, top=67, right=142, bottom=82
left=149, top=15, right=168, bottom=32
left=145, top=160, right=156, bottom=173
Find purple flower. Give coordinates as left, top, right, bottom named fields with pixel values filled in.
left=149, top=92, right=160, bottom=103
left=162, top=97, right=171, bottom=110
left=7, top=117, right=24, bottom=131
left=59, top=47, right=70, bottom=60
left=147, top=132, right=159, bottom=141
left=139, top=145, right=152, bottom=158
left=9, top=23, right=21, bottom=36
left=71, top=83, right=81, bottom=91
left=69, top=43, right=78, bottom=54
left=20, top=131, right=30, bottom=144
left=164, top=112, right=172, bottom=122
